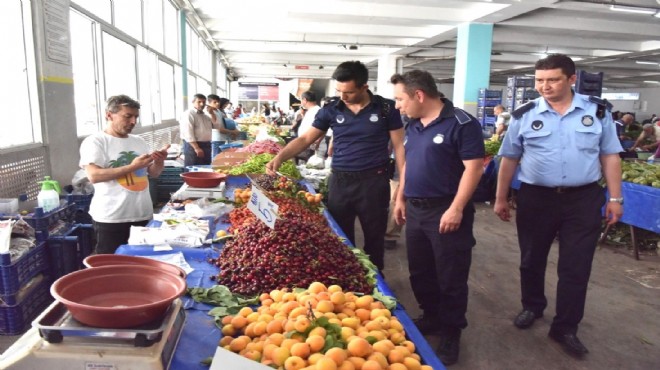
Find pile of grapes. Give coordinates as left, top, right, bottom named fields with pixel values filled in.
left=211, top=212, right=372, bottom=295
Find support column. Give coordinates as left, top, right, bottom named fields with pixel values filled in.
left=376, top=55, right=398, bottom=98
left=180, top=10, right=188, bottom=108
left=453, top=23, right=493, bottom=116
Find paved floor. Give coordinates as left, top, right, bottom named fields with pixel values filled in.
left=2, top=203, right=659, bottom=370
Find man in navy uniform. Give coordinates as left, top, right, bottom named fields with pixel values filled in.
left=390, top=70, right=485, bottom=365
left=266, top=61, right=405, bottom=272
left=494, top=54, right=623, bottom=357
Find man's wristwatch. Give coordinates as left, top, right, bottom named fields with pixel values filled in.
left=608, top=197, right=624, bottom=205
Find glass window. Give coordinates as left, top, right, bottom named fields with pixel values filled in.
left=186, top=23, right=193, bottom=71
left=113, top=0, right=142, bottom=41
left=72, top=0, right=111, bottom=23
left=159, top=61, right=175, bottom=120
left=145, top=0, right=164, bottom=53
left=163, top=1, right=178, bottom=62
left=102, top=32, right=137, bottom=103
left=187, top=72, right=197, bottom=95
left=174, top=65, right=183, bottom=118
left=0, top=0, right=41, bottom=148
left=136, top=46, right=155, bottom=127
left=70, top=10, right=101, bottom=136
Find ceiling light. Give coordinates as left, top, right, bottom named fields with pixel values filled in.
left=655, top=11, right=660, bottom=18
left=635, top=60, right=659, bottom=65
left=609, top=5, right=656, bottom=15
left=643, top=80, right=660, bottom=83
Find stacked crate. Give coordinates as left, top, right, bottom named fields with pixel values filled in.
left=477, top=89, right=503, bottom=131
left=154, top=166, right=185, bottom=203
left=505, top=76, right=539, bottom=112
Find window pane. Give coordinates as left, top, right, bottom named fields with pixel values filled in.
left=145, top=0, right=163, bottom=53
left=114, top=0, right=142, bottom=41
left=0, top=0, right=38, bottom=148
left=186, top=24, right=193, bottom=71
left=163, top=1, right=178, bottom=61
left=136, top=46, right=154, bottom=127
left=174, top=65, right=183, bottom=118
left=72, top=0, right=111, bottom=23
left=187, top=72, right=196, bottom=96
left=159, top=61, right=175, bottom=120
left=102, top=32, right=137, bottom=104
left=70, top=10, right=100, bottom=136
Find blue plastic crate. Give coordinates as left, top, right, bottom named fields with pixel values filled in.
left=70, top=224, right=94, bottom=269
left=11, top=202, right=76, bottom=232
left=0, top=274, right=48, bottom=306
left=47, top=230, right=79, bottom=280
left=64, top=193, right=93, bottom=212
left=0, top=275, right=53, bottom=335
left=0, top=241, right=49, bottom=296
left=477, top=98, right=501, bottom=107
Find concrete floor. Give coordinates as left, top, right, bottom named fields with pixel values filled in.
left=379, top=203, right=660, bottom=370
left=1, top=203, right=659, bottom=369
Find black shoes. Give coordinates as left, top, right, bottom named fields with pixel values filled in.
left=514, top=309, right=543, bottom=329
left=436, top=329, right=461, bottom=366
left=549, top=330, right=589, bottom=356
left=412, top=313, right=443, bottom=335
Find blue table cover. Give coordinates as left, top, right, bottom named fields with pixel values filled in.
left=607, top=182, right=660, bottom=233
left=117, top=175, right=445, bottom=370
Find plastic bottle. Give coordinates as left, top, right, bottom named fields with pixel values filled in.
left=37, top=176, right=61, bottom=213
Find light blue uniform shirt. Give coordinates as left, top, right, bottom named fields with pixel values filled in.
left=499, top=92, right=623, bottom=187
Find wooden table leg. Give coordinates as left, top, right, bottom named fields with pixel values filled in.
left=599, top=223, right=612, bottom=245
left=629, top=225, right=639, bottom=260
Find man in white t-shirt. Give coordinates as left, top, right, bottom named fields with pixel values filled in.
left=79, top=95, right=169, bottom=254
left=295, top=91, right=322, bottom=162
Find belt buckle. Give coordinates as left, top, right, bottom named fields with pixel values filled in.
left=555, top=186, right=567, bottom=194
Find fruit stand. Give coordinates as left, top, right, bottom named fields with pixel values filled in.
left=116, top=175, right=446, bottom=370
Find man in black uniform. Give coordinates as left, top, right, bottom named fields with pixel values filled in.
left=390, top=70, right=485, bottom=365
left=266, top=61, right=405, bottom=272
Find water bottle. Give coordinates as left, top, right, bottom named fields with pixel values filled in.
left=37, top=176, right=61, bottom=213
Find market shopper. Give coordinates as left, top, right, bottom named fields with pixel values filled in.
left=390, top=70, right=484, bottom=366
left=629, top=123, right=660, bottom=152
left=180, top=94, right=216, bottom=166
left=207, top=95, right=240, bottom=142
left=295, top=91, right=322, bottom=163
left=79, top=95, right=169, bottom=254
left=494, top=54, right=623, bottom=357
left=266, top=60, right=405, bottom=272
left=493, top=104, right=511, bottom=140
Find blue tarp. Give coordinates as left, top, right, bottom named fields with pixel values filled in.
left=607, top=182, right=660, bottom=233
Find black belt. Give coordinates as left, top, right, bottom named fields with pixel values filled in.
left=407, top=196, right=452, bottom=209
left=522, top=182, right=598, bottom=194
left=333, top=166, right=389, bottom=180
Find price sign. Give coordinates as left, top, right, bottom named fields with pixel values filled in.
left=247, top=185, right=279, bottom=229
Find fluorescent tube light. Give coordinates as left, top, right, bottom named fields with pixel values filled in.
left=610, top=5, right=656, bottom=14
left=655, top=12, right=660, bottom=18
left=643, top=80, right=660, bottom=83
left=635, top=60, right=659, bottom=65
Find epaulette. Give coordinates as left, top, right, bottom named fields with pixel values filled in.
left=373, top=95, right=393, bottom=120
left=511, top=101, right=536, bottom=119
left=589, top=96, right=612, bottom=119
left=454, top=108, right=472, bottom=125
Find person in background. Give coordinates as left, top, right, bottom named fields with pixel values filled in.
left=295, top=91, right=322, bottom=163
left=233, top=103, right=245, bottom=119
left=494, top=54, right=623, bottom=357
left=180, top=94, right=216, bottom=166
left=207, top=95, right=240, bottom=143
left=262, top=103, right=272, bottom=123
left=493, top=104, right=511, bottom=140
left=79, top=95, right=169, bottom=254
left=291, top=107, right=305, bottom=137
left=641, top=113, right=656, bottom=124
left=629, top=123, right=660, bottom=152
left=266, top=60, right=405, bottom=273
left=615, top=113, right=634, bottom=150
left=391, top=70, right=484, bottom=366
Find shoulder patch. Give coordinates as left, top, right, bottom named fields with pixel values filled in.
left=454, top=108, right=472, bottom=125
left=511, top=101, right=536, bottom=119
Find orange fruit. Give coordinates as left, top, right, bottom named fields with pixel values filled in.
left=271, top=346, right=291, bottom=366
left=325, top=347, right=347, bottom=366
left=360, top=360, right=383, bottom=370
left=294, top=317, right=311, bottom=333
left=308, top=282, right=327, bottom=294
left=347, top=337, right=373, bottom=358
left=306, top=335, right=325, bottom=353
left=284, top=355, right=307, bottom=370
left=316, top=357, right=338, bottom=370
left=230, top=315, right=248, bottom=329
left=402, top=356, right=422, bottom=370
left=290, top=342, right=311, bottom=359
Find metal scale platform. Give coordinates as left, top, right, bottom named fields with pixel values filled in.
left=0, top=299, right=186, bottom=370
left=171, top=182, right=226, bottom=200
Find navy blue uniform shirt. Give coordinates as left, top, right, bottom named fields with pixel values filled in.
left=404, top=98, right=485, bottom=198
left=312, top=92, right=403, bottom=171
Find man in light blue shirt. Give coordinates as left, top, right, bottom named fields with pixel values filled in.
left=494, top=54, right=623, bottom=357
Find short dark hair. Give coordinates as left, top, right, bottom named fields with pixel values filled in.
left=332, top=61, right=369, bottom=87
left=390, top=70, right=441, bottom=99
left=207, top=94, right=221, bottom=103
left=535, top=54, right=575, bottom=78
left=218, top=97, right=230, bottom=109
left=192, top=93, right=206, bottom=102
left=106, top=95, right=140, bottom=113
left=301, top=90, right=317, bottom=103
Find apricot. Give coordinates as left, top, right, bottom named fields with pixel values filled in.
left=316, top=357, right=338, bottom=370
left=355, top=295, right=374, bottom=309
left=316, top=300, right=335, bottom=314
left=347, top=337, right=373, bottom=358
left=402, top=356, right=422, bottom=370
left=306, top=335, right=325, bottom=353
left=294, top=317, right=311, bottom=333
left=308, top=281, right=327, bottom=294
left=290, top=342, right=311, bottom=359
left=230, top=315, right=248, bottom=329
left=271, top=346, right=291, bottom=367
left=325, top=347, right=347, bottom=366
left=360, top=360, right=383, bottom=370
left=284, top=355, right=306, bottom=370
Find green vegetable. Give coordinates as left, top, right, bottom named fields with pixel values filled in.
left=227, top=153, right=301, bottom=179
left=186, top=285, right=259, bottom=326
left=484, top=140, right=502, bottom=157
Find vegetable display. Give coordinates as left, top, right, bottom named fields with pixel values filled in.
left=484, top=139, right=502, bottom=157
left=622, top=160, right=660, bottom=187
left=227, top=153, right=301, bottom=179
left=236, top=140, right=283, bottom=155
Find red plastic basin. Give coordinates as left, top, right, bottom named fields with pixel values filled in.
left=51, top=265, right=187, bottom=328
left=180, top=172, right=227, bottom=188
left=83, top=254, right=187, bottom=278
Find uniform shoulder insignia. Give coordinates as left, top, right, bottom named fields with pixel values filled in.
left=511, top=101, right=536, bottom=119
left=373, top=94, right=393, bottom=120
left=588, top=95, right=612, bottom=110
left=454, top=108, right=472, bottom=125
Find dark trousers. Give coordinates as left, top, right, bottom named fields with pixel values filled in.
left=93, top=220, right=149, bottom=255
left=405, top=199, right=475, bottom=330
left=183, top=140, right=211, bottom=167
left=327, top=170, right=389, bottom=270
left=516, top=183, right=604, bottom=335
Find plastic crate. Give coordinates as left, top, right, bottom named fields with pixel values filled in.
left=47, top=227, right=79, bottom=280
left=64, top=193, right=93, bottom=212
left=158, top=167, right=185, bottom=184
left=0, top=241, right=49, bottom=296
left=0, top=273, right=48, bottom=306
left=0, top=274, right=53, bottom=335
left=7, top=201, right=76, bottom=233
left=477, top=98, right=501, bottom=107
left=70, top=224, right=94, bottom=269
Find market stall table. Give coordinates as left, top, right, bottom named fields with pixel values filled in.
left=115, top=175, right=446, bottom=370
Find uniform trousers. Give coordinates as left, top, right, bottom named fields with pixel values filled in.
left=93, top=220, right=150, bottom=254
left=516, top=182, right=604, bottom=335
left=405, top=198, right=475, bottom=330
left=327, top=168, right=389, bottom=271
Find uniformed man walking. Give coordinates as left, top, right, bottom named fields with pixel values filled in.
left=390, top=70, right=485, bottom=365
left=266, top=61, right=405, bottom=272
left=494, top=54, right=623, bottom=357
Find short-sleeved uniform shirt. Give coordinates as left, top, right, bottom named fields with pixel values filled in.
left=312, top=92, right=403, bottom=171
left=404, top=98, right=485, bottom=198
left=498, top=92, right=623, bottom=187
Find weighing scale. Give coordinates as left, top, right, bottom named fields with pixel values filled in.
left=171, top=183, right=226, bottom=200
left=0, top=299, right=186, bottom=370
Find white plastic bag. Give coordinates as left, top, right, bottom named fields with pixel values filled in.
left=306, top=154, right=325, bottom=169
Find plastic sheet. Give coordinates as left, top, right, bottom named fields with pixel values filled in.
left=607, top=182, right=660, bottom=233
